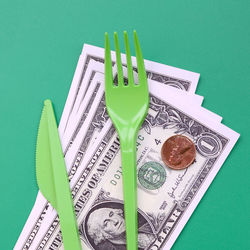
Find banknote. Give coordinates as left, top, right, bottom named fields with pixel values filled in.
left=63, top=62, right=209, bottom=155
left=64, top=59, right=223, bottom=153
left=14, top=77, right=199, bottom=250
left=64, top=61, right=221, bottom=157
left=58, top=44, right=200, bottom=135
left=15, top=71, right=204, bottom=250
left=112, top=65, right=222, bottom=123
left=14, top=49, right=201, bottom=249
left=14, top=73, right=106, bottom=250
left=68, top=60, right=204, bottom=132
left=30, top=77, right=239, bottom=250
left=15, top=60, right=220, bottom=250
left=64, top=68, right=222, bottom=158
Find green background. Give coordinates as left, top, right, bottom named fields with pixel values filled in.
left=0, top=0, right=249, bottom=249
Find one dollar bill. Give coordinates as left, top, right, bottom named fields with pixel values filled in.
left=30, top=80, right=239, bottom=250
left=14, top=51, right=202, bottom=250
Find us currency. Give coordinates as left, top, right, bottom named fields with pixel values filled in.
left=14, top=73, right=105, bottom=250
left=59, top=43, right=200, bottom=135
left=30, top=80, right=239, bottom=250
left=63, top=63, right=210, bottom=155
left=67, top=60, right=203, bottom=133
left=65, top=59, right=105, bottom=131
left=111, top=65, right=222, bottom=124
left=64, top=61, right=222, bottom=156
left=14, top=57, right=105, bottom=250
left=14, top=59, right=217, bottom=249
left=16, top=71, right=205, bottom=250
left=63, top=72, right=222, bottom=183
left=14, top=49, right=202, bottom=250
left=15, top=72, right=195, bottom=249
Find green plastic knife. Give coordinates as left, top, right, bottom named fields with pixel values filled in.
left=36, top=99, right=82, bottom=250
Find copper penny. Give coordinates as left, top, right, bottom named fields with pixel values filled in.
left=161, top=135, right=196, bottom=170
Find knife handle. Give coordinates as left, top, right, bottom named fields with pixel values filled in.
left=51, top=155, right=82, bottom=249
left=52, top=149, right=82, bottom=250
left=57, top=190, right=82, bottom=250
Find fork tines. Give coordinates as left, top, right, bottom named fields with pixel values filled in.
left=105, top=30, right=147, bottom=88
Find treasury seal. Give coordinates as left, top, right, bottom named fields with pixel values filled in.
left=138, top=161, right=166, bottom=190
left=161, top=135, right=196, bottom=170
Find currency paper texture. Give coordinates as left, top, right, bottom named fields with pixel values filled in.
left=29, top=78, right=239, bottom=250
left=21, top=73, right=203, bottom=250
left=58, top=44, right=200, bottom=135
left=14, top=46, right=202, bottom=250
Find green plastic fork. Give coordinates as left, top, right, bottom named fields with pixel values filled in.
left=105, top=30, right=149, bottom=250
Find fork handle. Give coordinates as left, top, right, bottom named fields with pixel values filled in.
left=120, top=136, right=138, bottom=250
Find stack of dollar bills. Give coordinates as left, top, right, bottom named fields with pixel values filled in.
left=15, top=44, right=239, bottom=250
